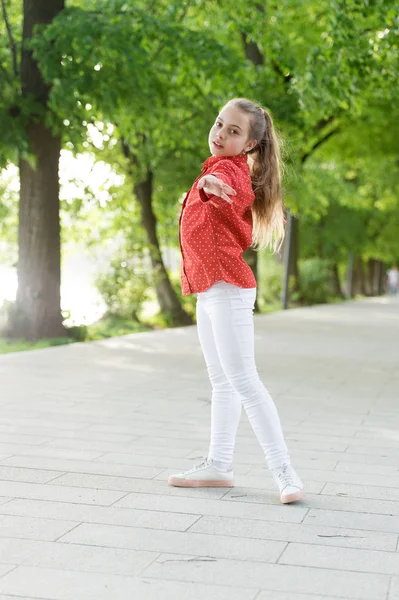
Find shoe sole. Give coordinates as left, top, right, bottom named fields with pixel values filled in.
left=281, top=489, right=305, bottom=504
left=168, top=477, right=234, bottom=488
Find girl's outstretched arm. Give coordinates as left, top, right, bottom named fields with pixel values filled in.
left=197, top=175, right=236, bottom=204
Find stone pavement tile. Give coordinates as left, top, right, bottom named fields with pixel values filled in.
left=322, top=482, right=399, bottom=502
left=285, top=432, right=357, bottom=444
left=285, top=439, right=350, bottom=452
left=345, top=444, right=399, bottom=456
left=293, top=448, right=399, bottom=469
left=45, top=474, right=229, bottom=500
left=0, top=467, right=64, bottom=485
left=87, top=422, right=211, bottom=437
left=301, top=493, right=399, bottom=516
left=0, top=444, right=103, bottom=461
left=257, top=592, right=359, bottom=600
left=0, top=498, right=200, bottom=531
left=140, top=553, right=389, bottom=599
left=389, top=577, right=399, bottom=599
left=285, top=422, right=362, bottom=434
left=0, top=481, right=126, bottom=506
left=0, top=567, right=18, bottom=579
left=304, top=508, right=399, bottom=534
left=288, top=467, right=399, bottom=490
left=279, top=542, right=399, bottom=575
left=336, top=461, right=399, bottom=475
left=333, top=453, right=399, bottom=468
left=114, top=491, right=308, bottom=523
left=94, top=453, right=196, bottom=470
left=96, top=445, right=195, bottom=460
left=0, top=596, right=43, bottom=600
left=0, top=435, right=52, bottom=446
left=0, top=416, right=89, bottom=430
left=46, top=437, right=197, bottom=453
left=0, top=515, right=77, bottom=542
left=0, top=567, right=258, bottom=600
left=58, top=522, right=287, bottom=563
left=1, top=456, right=163, bottom=480
left=246, top=457, right=338, bottom=474
left=190, top=515, right=398, bottom=551
left=354, top=429, right=399, bottom=441
left=0, top=537, right=159, bottom=577
left=40, top=431, right=136, bottom=444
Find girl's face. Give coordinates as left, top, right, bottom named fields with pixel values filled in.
left=208, top=104, right=257, bottom=157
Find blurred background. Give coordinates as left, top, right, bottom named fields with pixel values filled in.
left=0, top=0, right=398, bottom=352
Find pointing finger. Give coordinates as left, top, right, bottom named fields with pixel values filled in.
left=223, top=185, right=236, bottom=196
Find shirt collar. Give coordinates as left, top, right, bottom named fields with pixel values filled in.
left=202, top=154, right=248, bottom=169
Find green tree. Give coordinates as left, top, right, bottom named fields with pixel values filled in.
left=1, top=0, right=66, bottom=340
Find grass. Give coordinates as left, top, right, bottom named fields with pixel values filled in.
left=0, top=336, right=75, bottom=354
left=0, top=315, right=151, bottom=354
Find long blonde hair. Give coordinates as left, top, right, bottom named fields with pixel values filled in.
left=228, top=98, right=285, bottom=252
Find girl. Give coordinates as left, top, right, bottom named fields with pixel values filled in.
left=168, top=98, right=304, bottom=504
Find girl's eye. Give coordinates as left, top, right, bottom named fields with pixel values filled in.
left=231, top=130, right=238, bottom=135
left=215, top=121, right=222, bottom=127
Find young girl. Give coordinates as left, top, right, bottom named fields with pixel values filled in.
left=169, top=98, right=304, bottom=504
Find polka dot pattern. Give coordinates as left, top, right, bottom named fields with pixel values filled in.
left=179, top=154, right=256, bottom=296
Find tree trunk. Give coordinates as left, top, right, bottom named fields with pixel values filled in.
left=378, top=261, right=386, bottom=294
left=330, top=262, right=343, bottom=297
left=11, top=0, right=66, bottom=340
left=134, top=171, right=192, bottom=326
left=352, top=257, right=366, bottom=296
left=288, top=215, right=300, bottom=291
left=243, top=247, right=259, bottom=312
left=367, top=258, right=384, bottom=296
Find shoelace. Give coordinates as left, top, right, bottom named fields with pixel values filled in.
left=187, top=458, right=211, bottom=474
left=273, top=466, right=297, bottom=489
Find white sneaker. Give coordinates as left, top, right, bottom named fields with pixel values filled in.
left=271, top=463, right=305, bottom=504
left=168, top=458, right=234, bottom=488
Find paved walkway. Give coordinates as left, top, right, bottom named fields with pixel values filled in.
left=0, top=297, right=398, bottom=600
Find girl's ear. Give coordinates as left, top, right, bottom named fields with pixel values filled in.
left=245, top=139, right=257, bottom=153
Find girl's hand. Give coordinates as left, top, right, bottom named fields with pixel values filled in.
left=197, top=175, right=236, bottom=204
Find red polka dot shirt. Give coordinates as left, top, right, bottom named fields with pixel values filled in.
left=179, top=154, right=257, bottom=296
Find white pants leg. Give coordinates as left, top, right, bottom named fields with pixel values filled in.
left=196, top=291, right=242, bottom=468
left=196, top=281, right=290, bottom=470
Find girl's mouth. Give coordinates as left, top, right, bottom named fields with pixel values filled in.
left=212, top=141, right=224, bottom=149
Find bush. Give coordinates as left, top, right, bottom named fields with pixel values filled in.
left=298, top=258, right=336, bottom=305
left=95, top=254, right=152, bottom=322
left=257, top=254, right=284, bottom=310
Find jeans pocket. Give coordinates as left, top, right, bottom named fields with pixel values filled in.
left=237, top=287, right=257, bottom=308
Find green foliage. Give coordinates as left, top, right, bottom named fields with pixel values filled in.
left=95, top=251, right=152, bottom=321
left=84, top=314, right=148, bottom=339
left=297, top=258, right=337, bottom=305
left=257, top=254, right=284, bottom=307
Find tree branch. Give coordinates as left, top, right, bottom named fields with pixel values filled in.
left=301, top=126, right=341, bottom=164
left=1, top=0, right=18, bottom=77
left=0, top=60, right=12, bottom=84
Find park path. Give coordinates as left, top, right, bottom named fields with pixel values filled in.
left=0, top=296, right=398, bottom=600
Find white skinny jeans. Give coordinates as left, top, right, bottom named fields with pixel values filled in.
left=196, top=281, right=290, bottom=471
